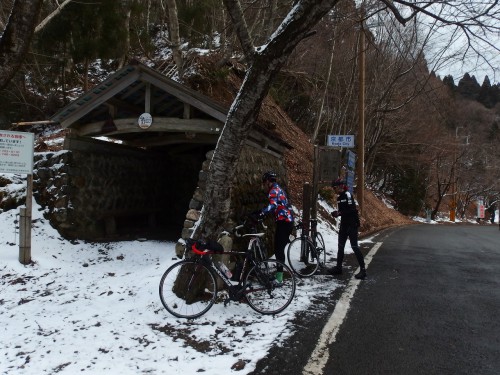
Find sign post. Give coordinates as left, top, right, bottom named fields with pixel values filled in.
left=0, top=130, right=34, bottom=264
left=311, top=146, right=341, bottom=219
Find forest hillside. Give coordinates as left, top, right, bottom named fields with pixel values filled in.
left=180, top=55, right=414, bottom=234
left=1, top=53, right=414, bottom=237
left=1, top=0, right=499, bottom=226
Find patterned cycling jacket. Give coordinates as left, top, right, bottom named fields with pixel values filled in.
left=262, top=182, right=294, bottom=223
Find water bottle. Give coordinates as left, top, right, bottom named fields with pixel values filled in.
left=218, top=262, right=232, bottom=278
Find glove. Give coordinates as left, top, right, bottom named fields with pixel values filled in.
left=250, top=210, right=264, bottom=220
left=331, top=210, right=339, bottom=218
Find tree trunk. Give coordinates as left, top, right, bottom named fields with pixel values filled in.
left=83, top=58, right=89, bottom=91
left=0, top=0, right=44, bottom=90
left=166, top=0, right=183, bottom=77
left=117, top=3, right=132, bottom=69
left=194, top=0, right=341, bottom=241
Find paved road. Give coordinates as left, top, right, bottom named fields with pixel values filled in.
left=250, top=224, right=500, bottom=375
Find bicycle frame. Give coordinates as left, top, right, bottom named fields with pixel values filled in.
left=309, top=219, right=319, bottom=246
left=294, top=219, right=320, bottom=246
left=191, top=248, right=245, bottom=298
left=191, top=241, right=267, bottom=302
left=203, top=255, right=234, bottom=285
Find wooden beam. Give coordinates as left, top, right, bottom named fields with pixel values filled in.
left=76, top=117, right=223, bottom=137
left=64, top=134, right=148, bottom=155
left=60, top=71, right=140, bottom=128
left=127, top=133, right=219, bottom=148
left=141, top=74, right=227, bottom=123
left=107, top=97, right=143, bottom=114
left=184, top=103, right=191, bottom=119
left=145, top=83, right=151, bottom=113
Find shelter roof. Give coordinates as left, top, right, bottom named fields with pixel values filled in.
left=50, top=60, right=289, bottom=154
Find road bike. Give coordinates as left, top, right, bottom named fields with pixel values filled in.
left=159, top=217, right=296, bottom=319
left=287, top=218, right=327, bottom=277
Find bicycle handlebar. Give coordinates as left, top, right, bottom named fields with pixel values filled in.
left=184, top=215, right=268, bottom=255
left=234, top=216, right=268, bottom=237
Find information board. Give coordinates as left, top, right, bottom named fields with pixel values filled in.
left=346, top=150, right=356, bottom=169
left=346, top=170, right=355, bottom=194
left=318, top=147, right=341, bottom=183
left=0, top=131, right=34, bottom=174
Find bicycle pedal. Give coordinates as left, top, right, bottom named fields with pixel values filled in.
left=228, top=285, right=244, bottom=301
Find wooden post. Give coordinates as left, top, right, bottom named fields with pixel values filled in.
left=357, top=18, right=365, bottom=217
left=19, top=208, right=29, bottom=264
left=19, top=174, right=33, bottom=264
left=311, top=146, right=320, bottom=220
left=302, top=182, right=311, bottom=236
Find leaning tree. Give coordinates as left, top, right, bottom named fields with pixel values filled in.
left=194, top=0, right=500, bottom=241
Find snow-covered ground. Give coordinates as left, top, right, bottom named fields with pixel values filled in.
left=0, top=188, right=367, bottom=374
left=1, top=173, right=496, bottom=374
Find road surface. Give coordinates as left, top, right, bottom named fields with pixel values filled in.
left=250, top=224, right=500, bottom=375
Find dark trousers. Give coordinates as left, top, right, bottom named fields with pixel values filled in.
left=337, top=224, right=365, bottom=269
left=275, top=220, right=293, bottom=271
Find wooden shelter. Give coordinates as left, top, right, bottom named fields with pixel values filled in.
left=36, top=60, right=290, bottom=240
left=51, top=59, right=287, bottom=156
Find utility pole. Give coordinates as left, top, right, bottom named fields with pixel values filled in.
left=357, top=14, right=366, bottom=216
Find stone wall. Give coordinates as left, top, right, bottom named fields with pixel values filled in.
left=176, top=144, right=287, bottom=256
left=33, top=146, right=203, bottom=240
left=32, top=141, right=287, bottom=246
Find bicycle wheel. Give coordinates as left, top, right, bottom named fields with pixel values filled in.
left=159, top=260, right=217, bottom=319
left=287, top=237, right=319, bottom=277
left=244, top=260, right=295, bottom=315
left=315, top=232, right=327, bottom=267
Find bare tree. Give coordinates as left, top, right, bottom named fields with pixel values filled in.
left=193, top=0, right=500, bottom=240
left=165, top=0, right=183, bottom=76
left=34, top=0, right=73, bottom=34
left=194, top=0, right=343, bottom=240
left=0, top=0, right=43, bottom=91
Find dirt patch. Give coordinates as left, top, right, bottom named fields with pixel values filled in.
left=360, top=189, right=415, bottom=236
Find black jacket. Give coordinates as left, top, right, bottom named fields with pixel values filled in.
left=336, top=190, right=360, bottom=227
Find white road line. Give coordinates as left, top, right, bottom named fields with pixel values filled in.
left=302, top=242, right=383, bottom=375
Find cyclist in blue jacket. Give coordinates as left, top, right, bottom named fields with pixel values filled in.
left=259, top=171, right=294, bottom=282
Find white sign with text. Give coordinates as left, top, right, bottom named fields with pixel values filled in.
left=327, top=134, right=355, bottom=148
left=0, top=131, right=34, bottom=174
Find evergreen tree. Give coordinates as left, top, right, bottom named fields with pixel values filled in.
left=35, top=1, right=129, bottom=89
left=457, top=73, right=480, bottom=100
left=491, top=83, right=500, bottom=107
left=477, top=76, right=494, bottom=108
left=177, top=0, right=221, bottom=47
left=391, top=167, right=427, bottom=216
left=442, top=75, right=456, bottom=92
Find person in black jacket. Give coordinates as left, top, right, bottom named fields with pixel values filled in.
left=329, top=178, right=366, bottom=280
